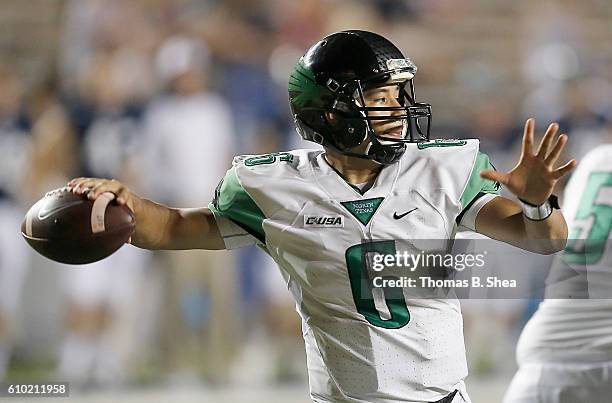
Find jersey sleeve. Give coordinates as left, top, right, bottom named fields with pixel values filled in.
left=457, top=151, right=501, bottom=230
left=208, top=166, right=266, bottom=249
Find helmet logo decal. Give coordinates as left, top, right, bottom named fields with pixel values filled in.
left=288, top=60, right=326, bottom=107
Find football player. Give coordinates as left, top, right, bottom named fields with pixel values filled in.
left=68, top=31, right=576, bottom=402
left=504, top=144, right=612, bottom=403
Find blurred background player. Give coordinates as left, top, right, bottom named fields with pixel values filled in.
left=504, top=143, right=612, bottom=403
left=141, top=34, right=240, bottom=382
left=55, top=39, right=152, bottom=388
left=0, top=66, right=31, bottom=381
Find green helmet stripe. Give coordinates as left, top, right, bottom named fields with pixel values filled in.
left=288, top=60, right=328, bottom=108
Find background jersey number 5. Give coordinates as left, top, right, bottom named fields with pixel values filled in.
left=345, top=240, right=411, bottom=329
left=564, top=172, right=612, bottom=265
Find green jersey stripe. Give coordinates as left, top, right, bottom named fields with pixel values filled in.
left=209, top=167, right=266, bottom=243
left=460, top=151, right=500, bottom=210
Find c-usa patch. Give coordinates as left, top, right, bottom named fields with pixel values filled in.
left=304, top=215, right=344, bottom=228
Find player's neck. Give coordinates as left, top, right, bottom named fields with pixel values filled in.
left=323, top=149, right=382, bottom=185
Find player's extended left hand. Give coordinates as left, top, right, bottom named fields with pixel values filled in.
left=480, top=118, right=577, bottom=205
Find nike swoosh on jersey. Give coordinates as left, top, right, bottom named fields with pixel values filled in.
left=393, top=208, right=417, bottom=220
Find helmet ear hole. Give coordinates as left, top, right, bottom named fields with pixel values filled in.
left=330, top=117, right=367, bottom=150
left=324, top=110, right=366, bottom=148
left=324, top=111, right=339, bottom=125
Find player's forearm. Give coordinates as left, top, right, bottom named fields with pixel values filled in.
left=129, top=196, right=174, bottom=250
left=488, top=210, right=567, bottom=254
left=131, top=199, right=225, bottom=250
left=521, top=209, right=568, bottom=254
left=475, top=196, right=567, bottom=254
left=159, top=207, right=225, bottom=250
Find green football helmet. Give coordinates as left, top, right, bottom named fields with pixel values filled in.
left=288, top=30, right=432, bottom=165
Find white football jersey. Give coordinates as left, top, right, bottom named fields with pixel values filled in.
left=516, top=145, right=612, bottom=365
left=210, top=139, right=499, bottom=402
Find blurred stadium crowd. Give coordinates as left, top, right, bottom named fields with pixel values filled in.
left=1, top=0, right=612, bottom=400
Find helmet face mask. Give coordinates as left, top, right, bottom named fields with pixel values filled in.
left=352, top=78, right=431, bottom=143
left=289, top=30, right=432, bottom=165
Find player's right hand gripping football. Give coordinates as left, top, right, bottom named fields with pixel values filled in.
left=67, top=177, right=140, bottom=214
left=66, top=177, right=224, bottom=251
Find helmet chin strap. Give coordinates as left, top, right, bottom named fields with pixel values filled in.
left=324, top=141, right=377, bottom=162
left=324, top=133, right=406, bottom=166
left=366, top=137, right=406, bottom=165
left=325, top=103, right=409, bottom=165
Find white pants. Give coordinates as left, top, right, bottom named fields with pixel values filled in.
left=504, top=361, right=612, bottom=403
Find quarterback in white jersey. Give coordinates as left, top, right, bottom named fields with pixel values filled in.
left=504, top=145, right=612, bottom=403
left=210, top=143, right=495, bottom=402
left=68, top=31, right=576, bottom=402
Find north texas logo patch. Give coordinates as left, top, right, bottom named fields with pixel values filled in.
left=304, top=215, right=344, bottom=228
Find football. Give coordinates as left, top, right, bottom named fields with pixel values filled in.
left=21, top=187, right=135, bottom=264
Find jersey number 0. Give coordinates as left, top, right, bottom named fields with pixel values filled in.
left=345, top=240, right=411, bottom=329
